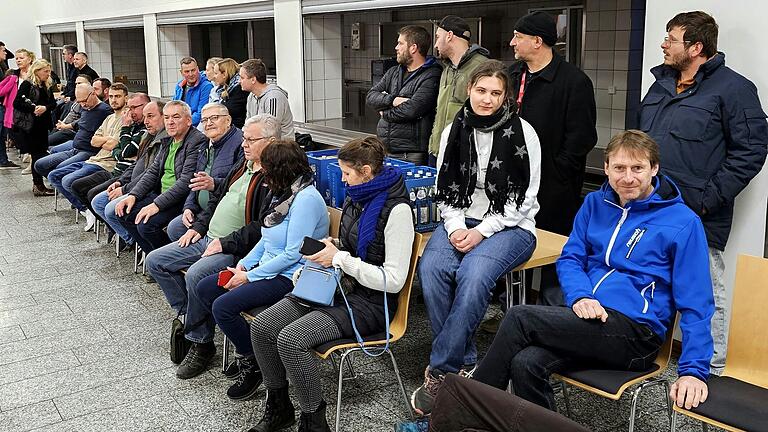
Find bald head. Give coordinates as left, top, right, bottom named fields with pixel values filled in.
left=75, top=84, right=99, bottom=110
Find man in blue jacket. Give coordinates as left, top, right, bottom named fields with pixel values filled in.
left=174, top=57, right=213, bottom=127
left=472, top=130, right=714, bottom=412
left=639, top=11, right=768, bottom=374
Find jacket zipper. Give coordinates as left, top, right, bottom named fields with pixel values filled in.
left=639, top=281, right=655, bottom=314
left=625, top=229, right=645, bottom=259
left=592, top=268, right=615, bottom=294
left=603, top=201, right=629, bottom=267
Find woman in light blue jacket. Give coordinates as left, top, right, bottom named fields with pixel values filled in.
left=177, top=140, right=329, bottom=401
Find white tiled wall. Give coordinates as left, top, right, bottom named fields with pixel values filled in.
left=339, top=10, right=393, bottom=83
left=584, top=0, right=632, bottom=148
left=110, top=28, right=148, bottom=93
left=158, top=25, right=190, bottom=98
left=304, top=14, right=343, bottom=121
left=84, top=30, right=113, bottom=80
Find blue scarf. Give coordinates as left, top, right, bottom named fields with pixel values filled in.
left=346, top=165, right=403, bottom=261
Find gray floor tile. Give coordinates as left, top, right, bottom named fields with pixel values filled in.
left=0, top=302, right=72, bottom=328
left=0, top=325, right=25, bottom=345
left=0, top=324, right=111, bottom=366
left=0, top=350, right=81, bottom=386
left=0, top=400, right=62, bottom=432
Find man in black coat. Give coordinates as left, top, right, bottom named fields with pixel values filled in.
left=508, top=11, right=597, bottom=305
left=366, top=25, right=442, bottom=165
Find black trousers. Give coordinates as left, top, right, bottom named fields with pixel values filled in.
left=430, top=374, right=590, bottom=432
left=472, top=305, right=661, bottom=411
left=71, top=170, right=114, bottom=220
left=117, top=193, right=181, bottom=253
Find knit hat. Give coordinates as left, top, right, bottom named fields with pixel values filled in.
left=514, top=11, right=558, bottom=47
left=437, top=15, right=471, bottom=41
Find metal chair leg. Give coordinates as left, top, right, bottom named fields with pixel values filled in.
left=74, top=208, right=79, bottom=223
left=222, top=336, right=230, bottom=373
left=561, top=382, right=572, bottom=417
left=387, top=350, right=414, bottom=420
left=95, top=220, right=101, bottom=242
left=115, top=234, right=121, bottom=257
left=335, top=349, right=356, bottom=432
left=142, top=251, right=147, bottom=275
left=133, top=244, right=139, bottom=273
left=54, top=189, right=59, bottom=211
left=670, top=410, right=678, bottom=432
left=629, top=378, right=668, bottom=432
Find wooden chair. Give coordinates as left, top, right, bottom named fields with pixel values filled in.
left=671, top=254, right=768, bottom=432
left=554, top=314, right=680, bottom=432
left=313, top=233, right=422, bottom=432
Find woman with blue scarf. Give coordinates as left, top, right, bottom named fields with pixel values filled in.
left=247, top=137, right=415, bottom=432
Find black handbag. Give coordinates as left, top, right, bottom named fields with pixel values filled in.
left=170, top=313, right=191, bottom=364
left=13, top=109, right=33, bottom=133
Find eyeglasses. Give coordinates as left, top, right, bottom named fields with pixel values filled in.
left=76, top=91, right=94, bottom=104
left=243, top=137, right=268, bottom=145
left=128, top=103, right=147, bottom=110
left=662, top=36, right=691, bottom=45
left=200, top=114, right=227, bottom=124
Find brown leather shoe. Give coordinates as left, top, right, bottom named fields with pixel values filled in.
left=32, top=185, right=54, bottom=197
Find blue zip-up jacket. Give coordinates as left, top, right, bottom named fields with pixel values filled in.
left=183, top=125, right=244, bottom=213
left=557, top=176, right=714, bottom=381
left=640, top=52, right=768, bottom=250
left=238, top=185, right=330, bottom=282
left=173, top=73, right=214, bottom=126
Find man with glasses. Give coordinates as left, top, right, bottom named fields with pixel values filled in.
left=70, top=92, right=150, bottom=234
left=640, top=10, right=768, bottom=375
left=115, top=101, right=206, bottom=255
left=166, top=103, right=243, bottom=242
left=501, top=11, right=598, bottom=308
left=145, top=114, right=278, bottom=382
left=34, top=84, right=113, bottom=180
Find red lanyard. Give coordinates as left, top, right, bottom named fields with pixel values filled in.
left=516, top=70, right=527, bottom=113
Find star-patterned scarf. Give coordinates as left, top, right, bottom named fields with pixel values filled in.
left=436, top=100, right=529, bottom=215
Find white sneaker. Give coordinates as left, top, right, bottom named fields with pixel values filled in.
left=83, top=210, right=96, bottom=232
left=21, top=165, right=32, bottom=175
left=21, top=154, right=30, bottom=163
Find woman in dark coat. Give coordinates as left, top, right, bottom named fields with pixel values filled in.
left=13, top=58, right=55, bottom=196
left=214, top=58, right=248, bottom=128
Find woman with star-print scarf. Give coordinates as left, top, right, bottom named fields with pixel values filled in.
left=412, top=59, right=542, bottom=415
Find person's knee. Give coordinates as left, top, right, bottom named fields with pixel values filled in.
left=252, top=312, right=278, bottom=344
left=276, top=326, right=302, bottom=359
left=145, top=248, right=165, bottom=274
left=211, top=293, right=235, bottom=322
left=510, top=347, right=547, bottom=380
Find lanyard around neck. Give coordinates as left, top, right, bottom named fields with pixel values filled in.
left=516, top=70, right=527, bottom=113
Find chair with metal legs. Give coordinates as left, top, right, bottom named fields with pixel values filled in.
left=553, top=314, right=680, bottom=432
left=670, top=254, right=768, bottom=432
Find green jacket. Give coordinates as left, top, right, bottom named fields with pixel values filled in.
left=428, top=44, right=490, bottom=156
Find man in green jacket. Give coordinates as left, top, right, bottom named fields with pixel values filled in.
left=427, top=15, right=489, bottom=165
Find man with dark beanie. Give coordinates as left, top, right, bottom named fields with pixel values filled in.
left=427, top=15, right=489, bottom=165
left=508, top=11, right=597, bottom=305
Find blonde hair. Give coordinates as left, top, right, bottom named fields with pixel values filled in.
left=218, top=58, right=240, bottom=100
left=28, top=59, right=53, bottom=89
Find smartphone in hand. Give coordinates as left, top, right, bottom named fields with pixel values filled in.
left=217, top=269, right=234, bottom=287
left=299, top=237, right=326, bottom=256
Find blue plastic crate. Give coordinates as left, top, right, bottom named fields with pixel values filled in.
left=326, top=158, right=415, bottom=208
left=306, top=149, right=339, bottom=204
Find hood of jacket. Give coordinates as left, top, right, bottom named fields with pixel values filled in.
left=257, top=84, right=288, bottom=101
left=455, top=44, right=490, bottom=69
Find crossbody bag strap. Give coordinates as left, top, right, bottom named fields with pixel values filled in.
left=335, top=266, right=390, bottom=357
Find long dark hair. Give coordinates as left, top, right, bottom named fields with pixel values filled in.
left=260, top=140, right=312, bottom=191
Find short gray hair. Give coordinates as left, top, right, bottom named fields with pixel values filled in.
left=164, top=100, right=192, bottom=119
left=244, top=114, right=281, bottom=140
left=201, top=102, right=229, bottom=115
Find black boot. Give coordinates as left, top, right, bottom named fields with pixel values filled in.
left=227, top=355, right=263, bottom=400
left=176, top=341, right=215, bottom=379
left=298, top=400, right=331, bottom=432
left=246, top=387, right=295, bottom=432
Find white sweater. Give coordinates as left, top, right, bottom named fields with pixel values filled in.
left=331, top=203, right=415, bottom=294
left=435, top=119, right=541, bottom=238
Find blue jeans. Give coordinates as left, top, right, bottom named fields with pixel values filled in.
left=191, top=274, right=293, bottom=354
left=166, top=214, right=189, bottom=242
left=146, top=234, right=235, bottom=315
left=49, top=162, right=103, bottom=211
left=34, top=148, right=92, bottom=178
left=93, top=192, right=134, bottom=243
left=419, top=220, right=536, bottom=373
left=49, top=140, right=74, bottom=153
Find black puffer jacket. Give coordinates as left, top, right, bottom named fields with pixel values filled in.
left=366, top=56, right=442, bottom=154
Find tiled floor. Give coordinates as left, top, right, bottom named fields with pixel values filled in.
left=0, top=153, right=720, bottom=431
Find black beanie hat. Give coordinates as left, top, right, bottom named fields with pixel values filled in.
left=514, top=11, right=558, bottom=47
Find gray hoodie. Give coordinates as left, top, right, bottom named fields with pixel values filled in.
left=246, top=84, right=295, bottom=138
